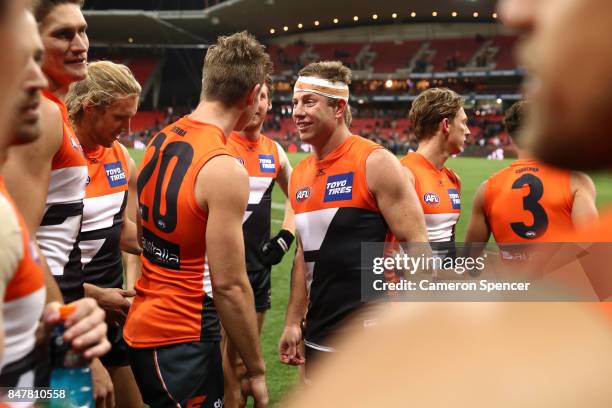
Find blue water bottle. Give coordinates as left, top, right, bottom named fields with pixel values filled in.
left=49, top=305, right=95, bottom=408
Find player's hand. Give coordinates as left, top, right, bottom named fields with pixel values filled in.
left=278, top=324, right=305, bottom=365
left=43, top=298, right=111, bottom=360
left=84, top=284, right=135, bottom=326
left=259, top=229, right=294, bottom=266
left=247, top=374, right=269, bottom=408
left=90, top=357, right=115, bottom=408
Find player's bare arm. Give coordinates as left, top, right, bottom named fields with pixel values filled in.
left=570, top=171, right=598, bottom=229
left=276, top=143, right=296, bottom=234
left=119, top=155, right=141, bottom=255
left=197, top=154, right=267, bottom=384
left=464, top=181, right=491, bottom=258
left=279, top=237, right=307, bottom=366
left=3, top=97, right=62, bottom=234
left=122, top=153, right=142, bottom=290
left=5, top=96, right=65, bottom=304
left=366, top=148, right=428, bottom=243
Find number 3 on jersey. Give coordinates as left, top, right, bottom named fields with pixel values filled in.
left=137, top=132, right=194, bottom=233
left=510, top=173, right=549, bottom=239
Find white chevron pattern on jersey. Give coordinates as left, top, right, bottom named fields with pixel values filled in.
left=203, top=254, right=213, bottom=298
left=242, top=176, right=274, bottom=223
left=47, top=166, right=87, bottom=204
left=37, top=213, right=81, bottom=276
left=0, top=287, right=45, bottom=370
left=82, top=191, right=126, bottom=233
left=295, top=208, right=339, bottom=293
left=424, top=212, right=460, bottom=242
left=79, top=238, right=106, bottom=268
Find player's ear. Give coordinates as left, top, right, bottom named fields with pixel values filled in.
left=335, top=99, right=347, bottom=119
left=246, top=83, right=262, bottom=107
left=441, top=117, right=451, bottom=135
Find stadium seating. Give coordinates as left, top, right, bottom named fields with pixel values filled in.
left=369, top=41, right=422, bottom=73
left=428, top=38, right=484, bottom=71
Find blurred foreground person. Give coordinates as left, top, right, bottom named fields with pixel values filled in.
left=286, top=302, right=612, bottom=407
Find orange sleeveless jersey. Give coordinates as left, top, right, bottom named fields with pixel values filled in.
left=0, top=177, right=45, bottom=384
left=80, top=142, right=130, bottom=289
left=401, top=152, right=461, bottom=243
left=39, top=90, right=88, bottom=303
left=290, top=135, right=387, bottom=348
left=484, top=159, right=573, bottom=243
left=124, top=116, right=229, bottom=348
left=226, top=132, right=280, bottom=272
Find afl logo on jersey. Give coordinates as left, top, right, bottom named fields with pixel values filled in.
left=235, top=156, right=245, bottom=167
left=423, top=192, right=440, bottom=205
left=258, top=154, right=276, bottom=173
left=324, top=172, right=354, bottom=202
left=104, top=161, right=127, bottom=188
left=296, top=186, right=311, bottom=202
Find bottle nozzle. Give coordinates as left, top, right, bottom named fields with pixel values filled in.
left=59, top=304, right=77, bottom=321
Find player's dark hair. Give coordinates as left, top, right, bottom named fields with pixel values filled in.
left=503, top=101, right=527, bottom=146
left=31, top=0, right=84, bottom=22
left=201, top=31, right=273, bottom=106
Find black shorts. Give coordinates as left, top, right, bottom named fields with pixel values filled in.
left=128, top=341, right=223, bottom=408
left=247, top=268, right=271, bottom=312
left=304, top=342, right=335, bottom=381
left=100, top=324, right=130, bottom=367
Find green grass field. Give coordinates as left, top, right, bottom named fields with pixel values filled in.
left=128, top=150, right=612, bottom=406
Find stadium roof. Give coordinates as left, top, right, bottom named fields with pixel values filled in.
left=85, top=0, right=500, bottom=47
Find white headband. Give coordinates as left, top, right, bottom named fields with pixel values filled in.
left=294, top=76, right=350, bottom=102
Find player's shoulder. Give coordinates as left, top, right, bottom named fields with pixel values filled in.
left=0, top=193, right=24, bottom=281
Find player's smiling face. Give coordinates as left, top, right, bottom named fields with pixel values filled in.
left=292, top=91, right=337, bottom=144
left=500, top=0, right=612, bottom=170
left=39, top=3, right=89, bottom=89
left=88, top=95, right=138, bottom=148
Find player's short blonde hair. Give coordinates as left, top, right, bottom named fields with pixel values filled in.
left=298, top=61, right=352, bottom=127
left=409, top=88, right=464, bottom=141
left=201, top=31, right=272, bottom=106
left=66, top=60, right=142, bottom=124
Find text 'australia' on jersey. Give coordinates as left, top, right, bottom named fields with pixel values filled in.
left=124, top=116, right=229, bottom=348
left=290, top=135, right=388, bottom=349
left=226, top=132, right=281, bottom=272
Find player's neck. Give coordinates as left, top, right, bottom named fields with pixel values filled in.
left=238, top=126, right=263, bottom=142
left=74, top=121, right=97, bottom=151
left=0, top=147, right=7, bottom=168
left=190, top=100, right=243, bottom=138
left=312, top=125, right=351, bottom=161
left=516, top=149, right=533, bottom=161
left=417, top=139, right=449, bottom=170
left=45, top=77, right=70, bottom=102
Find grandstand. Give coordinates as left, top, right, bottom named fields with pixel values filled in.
left=83, top=0, right=521, bottom=157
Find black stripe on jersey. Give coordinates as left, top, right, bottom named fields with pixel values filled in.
left=0, top=347, right=36, bottom=388
left=56, top=237, right=85, bottom=303
left=243, top=179, right=276, bottom=272
left=200, top=294, right=221, bottom=342
left=40, top=202, right=84, bottom=226
left=304, top=207, right=388, bottom=347
left=82, top=192, right=127, bottom=289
